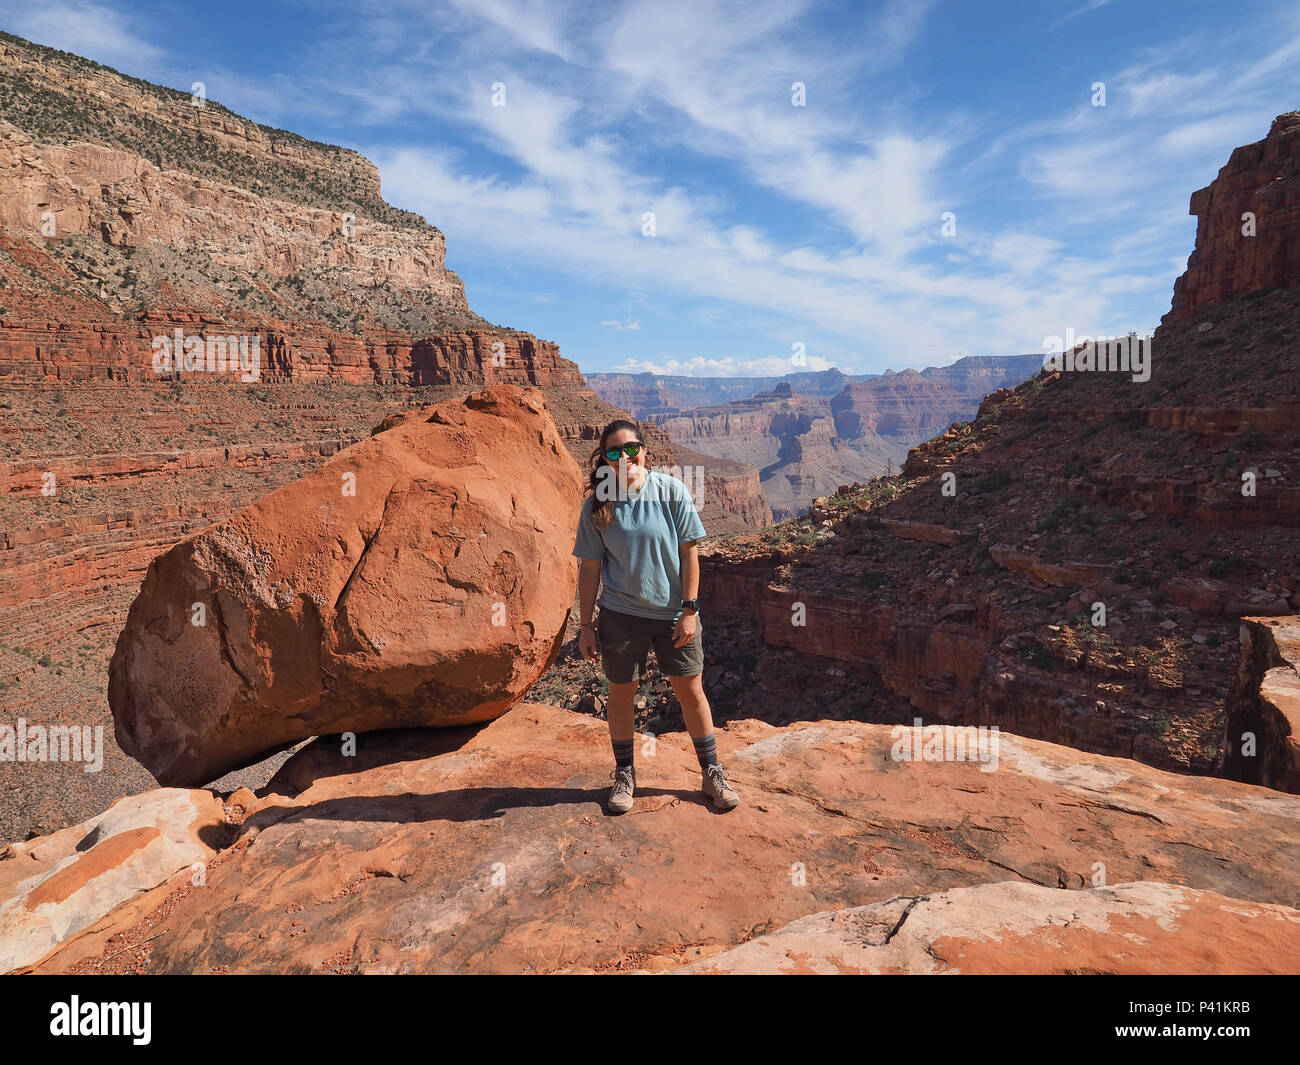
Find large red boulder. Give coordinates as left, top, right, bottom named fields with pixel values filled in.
left=108, top=385, right=584, bottom=786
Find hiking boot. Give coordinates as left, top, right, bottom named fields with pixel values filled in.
left=607, top=764, right=635, bottom=814
left=702, top=763, right=740, bottom=810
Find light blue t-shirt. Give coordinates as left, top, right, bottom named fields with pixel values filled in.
left=572, top=470, right=707, bottom=621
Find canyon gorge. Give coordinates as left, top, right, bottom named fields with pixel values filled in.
left=592, top=356, right=1042, bottom=520
left=0, top=29, right=1297, bottom=974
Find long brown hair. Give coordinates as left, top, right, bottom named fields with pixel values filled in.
left=585, top=418, right=653, bottom=530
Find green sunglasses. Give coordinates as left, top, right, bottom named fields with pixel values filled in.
left=603, top=441, right=644, bottom=461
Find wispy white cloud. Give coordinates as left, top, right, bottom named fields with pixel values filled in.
left=446, top=0, right=572, bottom=59
left=1049, top=0, right=1114, bottom=33
left=611, top=352, right=839, bottom=376
left=365, top=0, right=1300, bottom=369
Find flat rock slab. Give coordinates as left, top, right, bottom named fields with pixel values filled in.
left=651, top=881, right=1300, bottom=974
left=0, top=788, right=227, bottom=973
left=19, top=704, right=1300, bottom=974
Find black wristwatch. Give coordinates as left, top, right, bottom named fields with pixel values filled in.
left=680, top=599, right=699, bottom=614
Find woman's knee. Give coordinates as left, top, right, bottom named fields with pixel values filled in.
left=666, top=671, right=705, bottom=702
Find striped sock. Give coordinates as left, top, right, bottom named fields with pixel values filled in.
left=612, top=737, right=634, bottom=769
left=693, top=733, right=719, bottom=769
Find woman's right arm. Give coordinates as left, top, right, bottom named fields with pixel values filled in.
left=577, top=559, right=602, bottom=628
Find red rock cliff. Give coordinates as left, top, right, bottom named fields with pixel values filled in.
left=1165, top=111, right=1300, bottom=322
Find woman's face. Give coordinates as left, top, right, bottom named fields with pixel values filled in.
left=602, top=429, right=647, bottom=490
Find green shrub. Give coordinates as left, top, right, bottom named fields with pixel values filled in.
left=1018, top=646, right=1052, bottom=668
left=1208, top=557, right=1251, bottom=578
left=977, top=468, right=1014, bottom=492
left=1144, top=710, right=1173, bottom=737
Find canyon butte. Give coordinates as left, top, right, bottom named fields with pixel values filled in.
left=0, top=31, right=1297, bottom=973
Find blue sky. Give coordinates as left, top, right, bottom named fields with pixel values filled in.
left=4, top=0, right=1298, bottom=376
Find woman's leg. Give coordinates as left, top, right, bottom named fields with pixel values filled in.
left=669, top=671, right=739, bottom=808
left=666, top=673, right=713, bottom=738
left=598, top=608, right=644, bottom=745
left=606, top=680, right=637, bottom=742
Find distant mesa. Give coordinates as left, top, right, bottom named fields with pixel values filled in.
left=591, top=356, right=1042, bottom=520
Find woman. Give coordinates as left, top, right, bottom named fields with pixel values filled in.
left=571, top=419, right=740, bottom=815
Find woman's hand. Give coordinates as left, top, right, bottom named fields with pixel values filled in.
left=579, top=624, right=599, bottom=662
left=671, top=611, right=697, bottom=648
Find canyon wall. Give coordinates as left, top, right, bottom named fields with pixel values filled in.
left=0, top=32, right=398, bottom=221
left=0, top=118, right=468, bottom=314
left=649, top=357, right=1041, bottom=519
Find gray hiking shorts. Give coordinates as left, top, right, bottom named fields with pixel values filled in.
left=597, top=606, right=704, bottom=683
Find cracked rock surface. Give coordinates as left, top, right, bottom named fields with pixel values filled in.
left=8, top=703, right=1298, bottom=974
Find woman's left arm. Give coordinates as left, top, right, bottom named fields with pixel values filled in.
left=673, top=542, right=700, bottom=646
